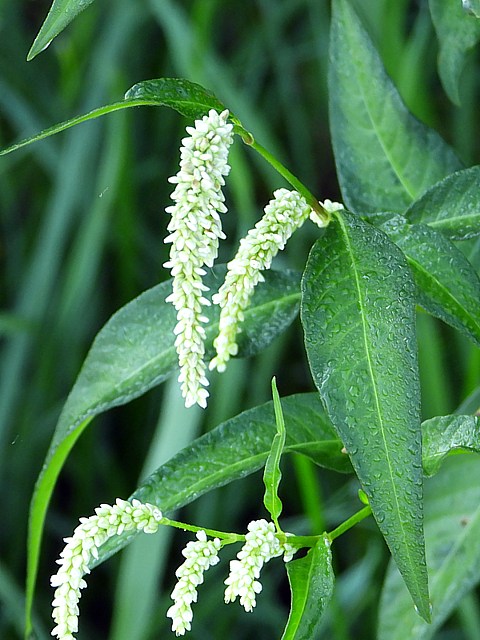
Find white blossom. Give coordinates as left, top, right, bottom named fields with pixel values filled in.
left=209, top=189, right=312, bottom=372
left=164, top=109, right=234, bottom=409
left=224, top=519, right=296, bottom=612
left=166, top=530, right=221, bottom=635
left=309, top=198, right=344, bottom=227
left=50, top=499, right=163, bottom=640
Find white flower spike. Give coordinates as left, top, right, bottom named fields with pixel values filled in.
left=50, top=499, right=163, bottom=640
left=224, top=519, right=296, bottom=612
left=164, top=109, right=234, bottom=409
left=209, top=189, right=312, bottom=373
left=167, top=530, right=221, bottom=636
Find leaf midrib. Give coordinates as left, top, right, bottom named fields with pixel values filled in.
left=337, top=213, right=418, bottom=586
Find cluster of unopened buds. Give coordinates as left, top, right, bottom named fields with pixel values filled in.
left=50, top=500, right=297, bottom=639
left=164, top=108, right=343, bottom=408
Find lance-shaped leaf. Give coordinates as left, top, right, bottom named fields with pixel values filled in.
left=405, top=166, right=480, bottom=240
left=429, top=0, right=480, bottom=105
left=281, top=536, right=334, bottom=640
left=301, top=211, right=429, bottom=620
left=0, top=79, right=229, bottom=158
left=422, top=414, right=480, bottom=477
left=378, top=454, right=480, bottom=639
left=28, top=0, right=95, bottom=60
left=93, top=393, right=351, bottom=566
left=379, top=215, right=480, bottom=348
left=329, top=0, right=461, bottom=214
left=25, top=268, right=300, bottom=635
left=263, top=378, right=287, bottom=526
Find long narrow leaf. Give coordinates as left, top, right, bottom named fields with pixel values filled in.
left=329, top=0, right=460, bottom=213
left=281, top=536, right=334, bottom=640
left=93, top=393, right=350, bottom=565
left=301, top=211, right=430, bottom=620
left=0, top=79, right=228, bottom=157
left=378, top=455, right=480, bottom=639
left=405, top=166, right=480, bottom=240
left=380, top=215, right=480, bottom=347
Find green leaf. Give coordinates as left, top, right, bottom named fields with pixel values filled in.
left=281, top=535, right=334, bottom=640
left=301, top=210, right=430, bottom=620
left=25, top=268, right=300, bottom=635
left=263, top=378, right=287, bottom=525
left=422, top=414, right=480, bottom=477
left=379, top=215, right=480, bottom=348
left=28, top=0, right=95, bottom=60
left=405, top=166, right=480, bottom=240
left=93, top=393, right=351, bottom=566
left=429, top=0, right=480, bottom=105
left=0, top=79, right=228, bottom=158
left=378, top=455, right=480, bottom=639
left=329, top=0, right=461, bottom=213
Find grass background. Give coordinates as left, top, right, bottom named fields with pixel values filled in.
left=1, top=0, right=479, bottom=638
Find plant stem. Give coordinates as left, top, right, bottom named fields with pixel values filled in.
left=161, top=517, right=245, bottom=544
left=327, top=505, right=372, bottom=542
left=233, top=124, right=330, bottom=223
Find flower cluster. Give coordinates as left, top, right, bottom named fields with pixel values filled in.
left=166, top=530, right=221, bottom=636
left=164, top=108, right=234, bottom=408
left=50, top=499, right=163, bottom=640
left=224, top=519, right=296, bottom=612
left=209, top=189, right=313, bottom=372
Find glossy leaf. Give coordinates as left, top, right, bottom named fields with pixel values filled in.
left=0, top=79, right=228, bottom=158
left=379, top=215, right=480, bottom=348
left=94, top=394, right=351, bottom=566
left=378, top=455, right=480, bottom=639
left=281, top=536, right=334, bottom=640
left=422, top=414, right=480, bottom=476
left=429, top=0, right=480, bottom=105
left=28, top=0, right=95, bottom=60
left=301, top=211, right=429, bottom=620
left=263, top=379, right=286, bottom=524
left=329, top=0, right=461, bottom=213
left=405, top=166, right=480, bottom=240
left=462, top=0, right=480, bottom=18
left=25, top=268, right=300, bottom=632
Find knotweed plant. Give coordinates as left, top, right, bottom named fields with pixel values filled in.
left=49, top=382, right=367, bottom=639
left=8, top=10, right=480, bottom=637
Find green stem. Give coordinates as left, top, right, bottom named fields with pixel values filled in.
left=161, top=517, right=245, bottom=544
left=233, top=124, right=330, bottom=224
left=327, top=505, right=372, bottom=542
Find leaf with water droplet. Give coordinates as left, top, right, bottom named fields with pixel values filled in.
left=281, top=535, right=334, bottom=640
left=329, top=0, right=460, bottom=213
left=379, top=214, right=480, bottom=348
left=301, top=210, right=429, bottom=620
left=379, top=455, right=480, bottom=639
left=422, top=414, right=480, bottom=476
left=405, top=166, right=480, bottom=240
left=94, top=394, right=350, bottom=565
left=28, top=0, right=95, bottom=60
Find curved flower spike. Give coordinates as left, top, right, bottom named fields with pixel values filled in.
left=224, top=519, right=296, bottom=612
left=164, top=109, right=234, bottom=408
left=50, top=499, right=163, bottom=640
left=167, top=530, right=221, bottom=636
left=209, top=189, right=312, bottom=372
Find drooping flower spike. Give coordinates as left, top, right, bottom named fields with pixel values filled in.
left=166, top=530, right=221, bottom=636
left=164, top=109, right=234, bottom=408
left=209, top=188, right=314, bottom=373
left=224, top=519, right=296, bottom=612
left=50, top=499, right=163, bottom=640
